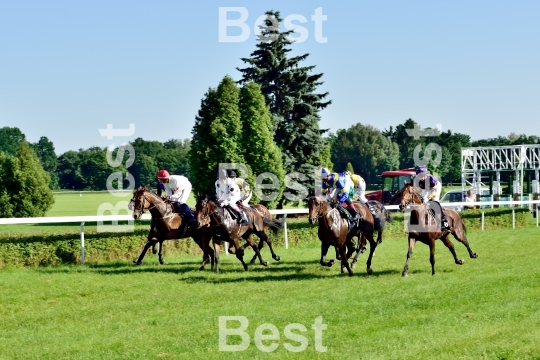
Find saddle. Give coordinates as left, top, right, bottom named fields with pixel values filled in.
left=333, top=202, right=362, bottom=232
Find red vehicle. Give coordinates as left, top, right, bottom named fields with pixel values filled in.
left=365, top=168, right=416, bottom=205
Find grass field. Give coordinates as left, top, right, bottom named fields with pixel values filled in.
left=1, top=227, right=539, bottom=359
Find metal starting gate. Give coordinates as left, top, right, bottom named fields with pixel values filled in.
left=461, top=144, right=540, bottom=198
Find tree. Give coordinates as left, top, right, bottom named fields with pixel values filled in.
left=56, top=151, right=83, bottom=189
left=331, top=123, right=399, bottom=185
left=0, top=127, right=26, bottom=156
left=239, top=82, right=285, bottom=208
left=31, top=136, right=59, bottom=189
left=0, top=141, right=54, bottom=217
left=382, top=119, right=426, bottom=169
left=237, top=10, right=331, bottom=205
left=190, top=76, right=247, bottom=195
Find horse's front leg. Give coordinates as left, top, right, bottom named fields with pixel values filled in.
left=231, top=238, right=248, bottom=271
left=429, top=240, right=436, bottom=276
left=320, top=242, right=335, bottom=267
left=402, top=235, right=416, bottom=277
left=213, top=239, right=221, bottom=274
left=248, top=232, right=268, bottom=267
left=339, top=245, right=353, bottom=276
left=134, top=240, right=155, bottom=265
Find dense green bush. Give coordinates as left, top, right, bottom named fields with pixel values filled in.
left=0, top=208, right=534, bottom=267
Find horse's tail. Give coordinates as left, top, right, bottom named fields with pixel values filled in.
left=384, top=207, right=393, bottom=223
left=263, top=217, right=284, bottom=235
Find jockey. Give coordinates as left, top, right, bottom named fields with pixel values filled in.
left=228, top=170, right=252, bottom=207
left=156, top=169, right=197, bottom=226
left=215, top=169, right=249, bottom=225
left=344, top=170, right=377, bottom=215
left=415, top=166, right=450, bottom=231
left=320, top=167, right=360, bottom=225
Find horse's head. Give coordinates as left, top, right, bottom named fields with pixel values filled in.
left=399, top=183, right=421, bottom=211
left=308, top=196, right=327, bottom=225
left=195, top=194, right=216, bottom=227
left=131, top=186, right=151, bottom=220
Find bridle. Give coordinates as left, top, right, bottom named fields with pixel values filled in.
left=308, top=196, right=335, bottom=222
left=400, top=186, right=423, bottom=211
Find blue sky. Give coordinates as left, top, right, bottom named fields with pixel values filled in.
left=1, top=0, right=539, bottom=154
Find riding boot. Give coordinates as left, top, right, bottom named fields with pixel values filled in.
left=347, top=207, right=361, bottom=228
left=237, top=209, right=249, bottom=226
left=179, top=203, right=197, bottom=226
left=440, top=209, right=450, bottom=231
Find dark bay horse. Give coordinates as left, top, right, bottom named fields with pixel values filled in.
left=233, top=203, right=283, bottom=264
left=307, top=196, right=380, bottom=276
left=131, top=186, right=214, bottom=269
left=195, top=195, right=283, bottom=273
left=391, top=184, right=478, bottom=276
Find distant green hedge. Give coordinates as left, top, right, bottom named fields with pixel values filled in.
left=0, top=208, right=534, bottom=267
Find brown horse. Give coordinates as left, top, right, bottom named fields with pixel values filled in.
left=391, top=184, right=478, bottom=276
left=195, top=195, right=283, bottom=273
left=233, top=203, right=283, bottom=264
left=307, top=196, right=379, bottom=276
left=131, top=186, right=213, bottom=269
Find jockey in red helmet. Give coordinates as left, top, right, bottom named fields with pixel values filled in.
left=156, top=169, right=197, bottom=226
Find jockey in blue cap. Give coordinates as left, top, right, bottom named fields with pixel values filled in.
left=415, top=166, right=450, bottom=231
left=320, top=167, right=360, bottom=225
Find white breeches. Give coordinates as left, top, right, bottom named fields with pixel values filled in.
left=354, top=177, right=368, bottom=204
left=421, top=185, right=441, bottom=203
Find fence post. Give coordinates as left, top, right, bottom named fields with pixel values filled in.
left=80, top=222, right=85, bottom=265
left=481, top=208, right=484, bottom=231
left=512, top=208, right=515, bottom=229
left=283, top=214, right=288, bottom=249
left=225, top=242, right=229, bottom=256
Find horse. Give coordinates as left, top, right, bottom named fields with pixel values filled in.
left=195, top=195, right=283, bottom=273
left=391, top=183, right=478, bottom=276
left=232, top=203, right=283, bottom=264
left=307, top=196, right=380, bottom=276
left=131, top=186, right=214, bottom=269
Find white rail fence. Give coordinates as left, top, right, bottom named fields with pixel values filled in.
left=0, top=201, right=538, bottom=265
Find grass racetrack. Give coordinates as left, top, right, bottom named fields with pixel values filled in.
left=1, top=227, right=540, bottom=359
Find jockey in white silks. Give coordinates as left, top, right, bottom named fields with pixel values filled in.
left=156, top=169, right=197, bottom=226
left=228, top=170, right=252, bottom=206
left=215, top=169, right=249, bottom=225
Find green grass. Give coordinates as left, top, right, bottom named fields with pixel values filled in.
left=1, top=228, right=539, bottom=359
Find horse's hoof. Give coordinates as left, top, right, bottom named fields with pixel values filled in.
left=471, top=253, right=478, bottom=259
left=273, top=255, right=280, bottom=261
left=133, top=261, right=141, bottom=266
left=402, top=272, right=408, bottom=277
left=199, top=266, right=205, bottom=271
left=351, top=262, right=357, bottom=269
left=328, top=260, right=335, bottom=267
left=341, top=266, right=346, bottom=274
left=367, top=268, right=373, bottom=275
left=159, top=259, right=165, bottom=265
left=348, top=271, right=354, bottom=277
left=457, top=259, right=464, bottom=265
left=250, top=258, right=256, bottom=265
left=262, top=261, right=269, bottom=267
left=243, top=265, right=248, bottom=271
